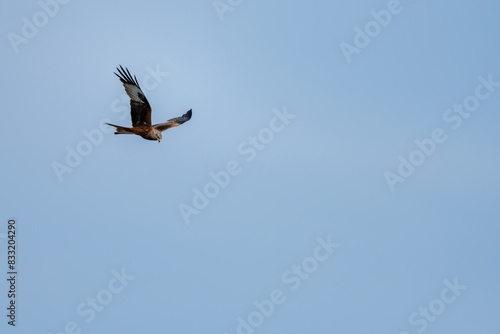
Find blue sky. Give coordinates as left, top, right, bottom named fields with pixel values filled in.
left=1, top=0, right=499, bottom=333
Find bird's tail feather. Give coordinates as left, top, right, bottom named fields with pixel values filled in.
left=105, top=123, right=134, bottom=135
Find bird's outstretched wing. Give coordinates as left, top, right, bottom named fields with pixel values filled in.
left=115, top=65, right=152, bottom=127
left=153, top=109, right=192, bottom=132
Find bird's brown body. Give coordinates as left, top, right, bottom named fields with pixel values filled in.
left=106, top=65, right=192, bottom=142
left=110, top=123, right=159, bottom=141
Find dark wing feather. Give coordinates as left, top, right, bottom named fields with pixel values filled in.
left=115, top=65, right=152, bottom=127
left=153, top=109, right=192, bottom=133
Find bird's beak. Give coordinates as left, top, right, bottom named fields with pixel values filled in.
left=158, top=139, right=161, bottom=143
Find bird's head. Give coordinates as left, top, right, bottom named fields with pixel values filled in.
left=155, top=131, right=162, bottom=143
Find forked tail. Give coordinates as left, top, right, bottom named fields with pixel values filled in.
left=105, top=123, right=134, bottom=135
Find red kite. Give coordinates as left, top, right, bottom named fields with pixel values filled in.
left=106, top=65, right=192, bottom=142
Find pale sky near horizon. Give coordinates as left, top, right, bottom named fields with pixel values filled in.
left=1, top=0, right=500, bottom=333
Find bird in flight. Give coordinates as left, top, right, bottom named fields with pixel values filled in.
left=106, top=65, right=192, bottom=142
